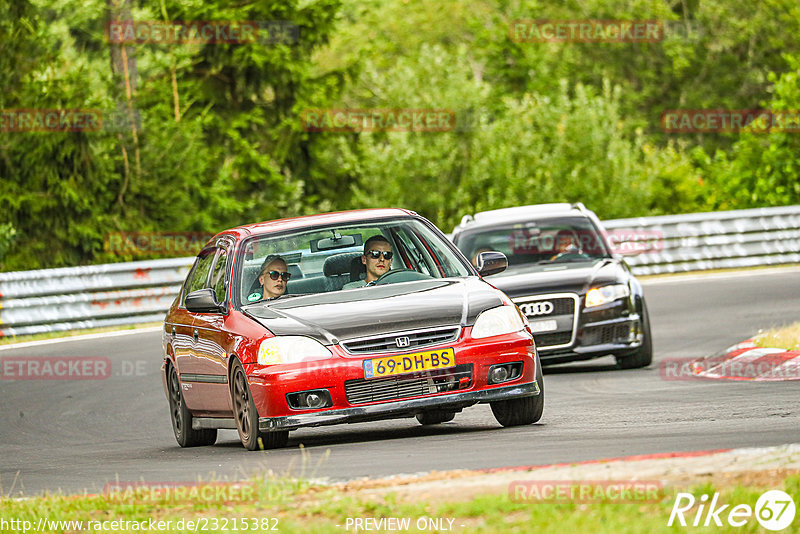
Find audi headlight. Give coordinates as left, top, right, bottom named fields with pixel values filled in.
left=257, top=336, right=333, bottom=365
left=585, top=284, right=630, bottom=308
left=471, top=305, right=526, bottom=339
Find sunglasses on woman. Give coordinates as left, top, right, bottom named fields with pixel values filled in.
left=367, top=250, right=393, bottom=260
left=265, top=270, right=292, bottom=281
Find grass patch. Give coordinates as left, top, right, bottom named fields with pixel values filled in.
left=0, top=323, right=161, bottom=346
left=2, top=473, right=798, bottom=533
left=754, top=322, right=800, bottom=351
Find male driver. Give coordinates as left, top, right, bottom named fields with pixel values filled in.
left=257, top=254, right=291, bottom=300
left=550, top=230, right=580, bottom=260
left=343, top=235, right=393, bottom=289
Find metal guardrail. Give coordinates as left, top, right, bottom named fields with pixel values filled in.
left=604, top=205, right=800, bottom=275
left=0, top=258, right=191, bottom=337
left=0, top=205, right=798, bottom=336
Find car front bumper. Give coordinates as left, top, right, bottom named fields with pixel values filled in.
left=246, top=329, right=537, bottom=427
left=258, top=380, right=540, bottom=431
left=538, top=314, right=643, bottom=364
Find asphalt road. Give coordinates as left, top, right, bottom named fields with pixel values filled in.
left=2, top=267, right=799, bottom=496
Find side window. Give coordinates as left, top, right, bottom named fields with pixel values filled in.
left=182, top=247, right=217, bottom=305
left=210, top=249, right=229, bottom=304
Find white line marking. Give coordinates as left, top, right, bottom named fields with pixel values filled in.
left=641, top=266, right=800, bottom=285
left=0, top=326, right=162, bottom=351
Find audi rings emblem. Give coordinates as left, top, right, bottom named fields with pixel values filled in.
left=520, top=301, right=554, bottom=316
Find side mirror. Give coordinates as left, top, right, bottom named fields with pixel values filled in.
left=185, top=288, right=223, bottom=314
left=476, top=251, right=508, bottom=277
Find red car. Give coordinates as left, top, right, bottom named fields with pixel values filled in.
left=162, top=209, right=543, bottom=450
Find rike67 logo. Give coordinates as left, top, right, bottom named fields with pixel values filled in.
left=668, top=490, right=796, bottom=530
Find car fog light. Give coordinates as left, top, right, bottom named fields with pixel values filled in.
left=305, top=392, right=324, bottom=408
left=490, top=366, right=509, bottom=383
left=488, top=362, right=523, bottom=385
left=287, top=389, right=332, bottom=410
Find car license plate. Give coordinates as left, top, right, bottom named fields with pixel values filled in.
left=529, top=319, right=558, bottom=333
left=363, top=348, right=455, bottom=379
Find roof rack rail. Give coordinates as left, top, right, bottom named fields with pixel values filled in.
left=460, top=214, right=474, bottom=226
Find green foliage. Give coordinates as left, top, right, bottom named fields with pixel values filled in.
left=0, top=222, right=16, bottom=269
left=1, top=475, right=795, bottom=534
left=699, top=55, right=800, bottom=210
left=312, top=42, right=702, bottom=230
left=1, top=0, right=799, bottom=270
left=0, top=0, right=343, bottom=270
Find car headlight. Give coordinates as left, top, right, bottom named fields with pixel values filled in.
left=585, top=284, right=630, bottom=308
left=257, top=336, right=333, bottom=365
left=471, top=305, right=526, bottom=339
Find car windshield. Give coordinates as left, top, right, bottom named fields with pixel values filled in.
left=455, top=216, right=611, bottom=268
left=237, top=217, right=471, bottom=304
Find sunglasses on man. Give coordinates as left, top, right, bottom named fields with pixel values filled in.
left=366, top=250, right=393, bottom=260
left=265, top=270, right=292, bottom=281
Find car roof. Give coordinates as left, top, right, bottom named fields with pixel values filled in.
left=211, top=208, right=419, bottom=242
left=454, top=203, right=593, bottom=233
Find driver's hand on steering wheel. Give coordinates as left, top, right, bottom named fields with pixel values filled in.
left=551, top=244, right=581, bottom=260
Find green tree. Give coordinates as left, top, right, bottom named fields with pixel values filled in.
left=310, top=44, right=701, bottom=230
left=0, top=0, right=344, bottom=270
left=700, top=55, right=800, bottom=210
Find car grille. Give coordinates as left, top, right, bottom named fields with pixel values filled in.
left=345, top=364, right=473, bottom=405
left=534, top=331, right=572, bottom=347
left=582, top=323, right=633, bottom=345
left=341, top=326, right=460, bottom=354
left=542, top=298, right=574, bottom=315
left=514, top=294, right=578, bottom=350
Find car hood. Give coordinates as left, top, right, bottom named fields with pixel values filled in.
left=243, top=278, right=504, bottom=345
left=485, top=259, right=626, bottom=298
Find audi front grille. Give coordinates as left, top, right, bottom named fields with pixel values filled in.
left=513, top=293, right=579, bottom=351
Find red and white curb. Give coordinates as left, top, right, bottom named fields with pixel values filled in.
left=683, top=340, right=800, bottom=381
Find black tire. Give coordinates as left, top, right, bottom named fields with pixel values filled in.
left=167, top=364, right=217, bottom=447
left=616, top=299, right=653, bottom=370
left=491, top=355, right=544, bottom=427
left=416, top=410, right=456, bottom=425
left=230, top=359, right=289, bottom=451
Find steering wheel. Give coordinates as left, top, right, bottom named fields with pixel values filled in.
left=551, top=251, right=591, bottom=261
left=373, top=269, right=434, bottom=285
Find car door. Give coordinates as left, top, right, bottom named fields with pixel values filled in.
left=171, top=245, right=217, bottom=414
left=187, top=237, right=235, bottom=417
left=172, top=246, right=218, bottom=413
